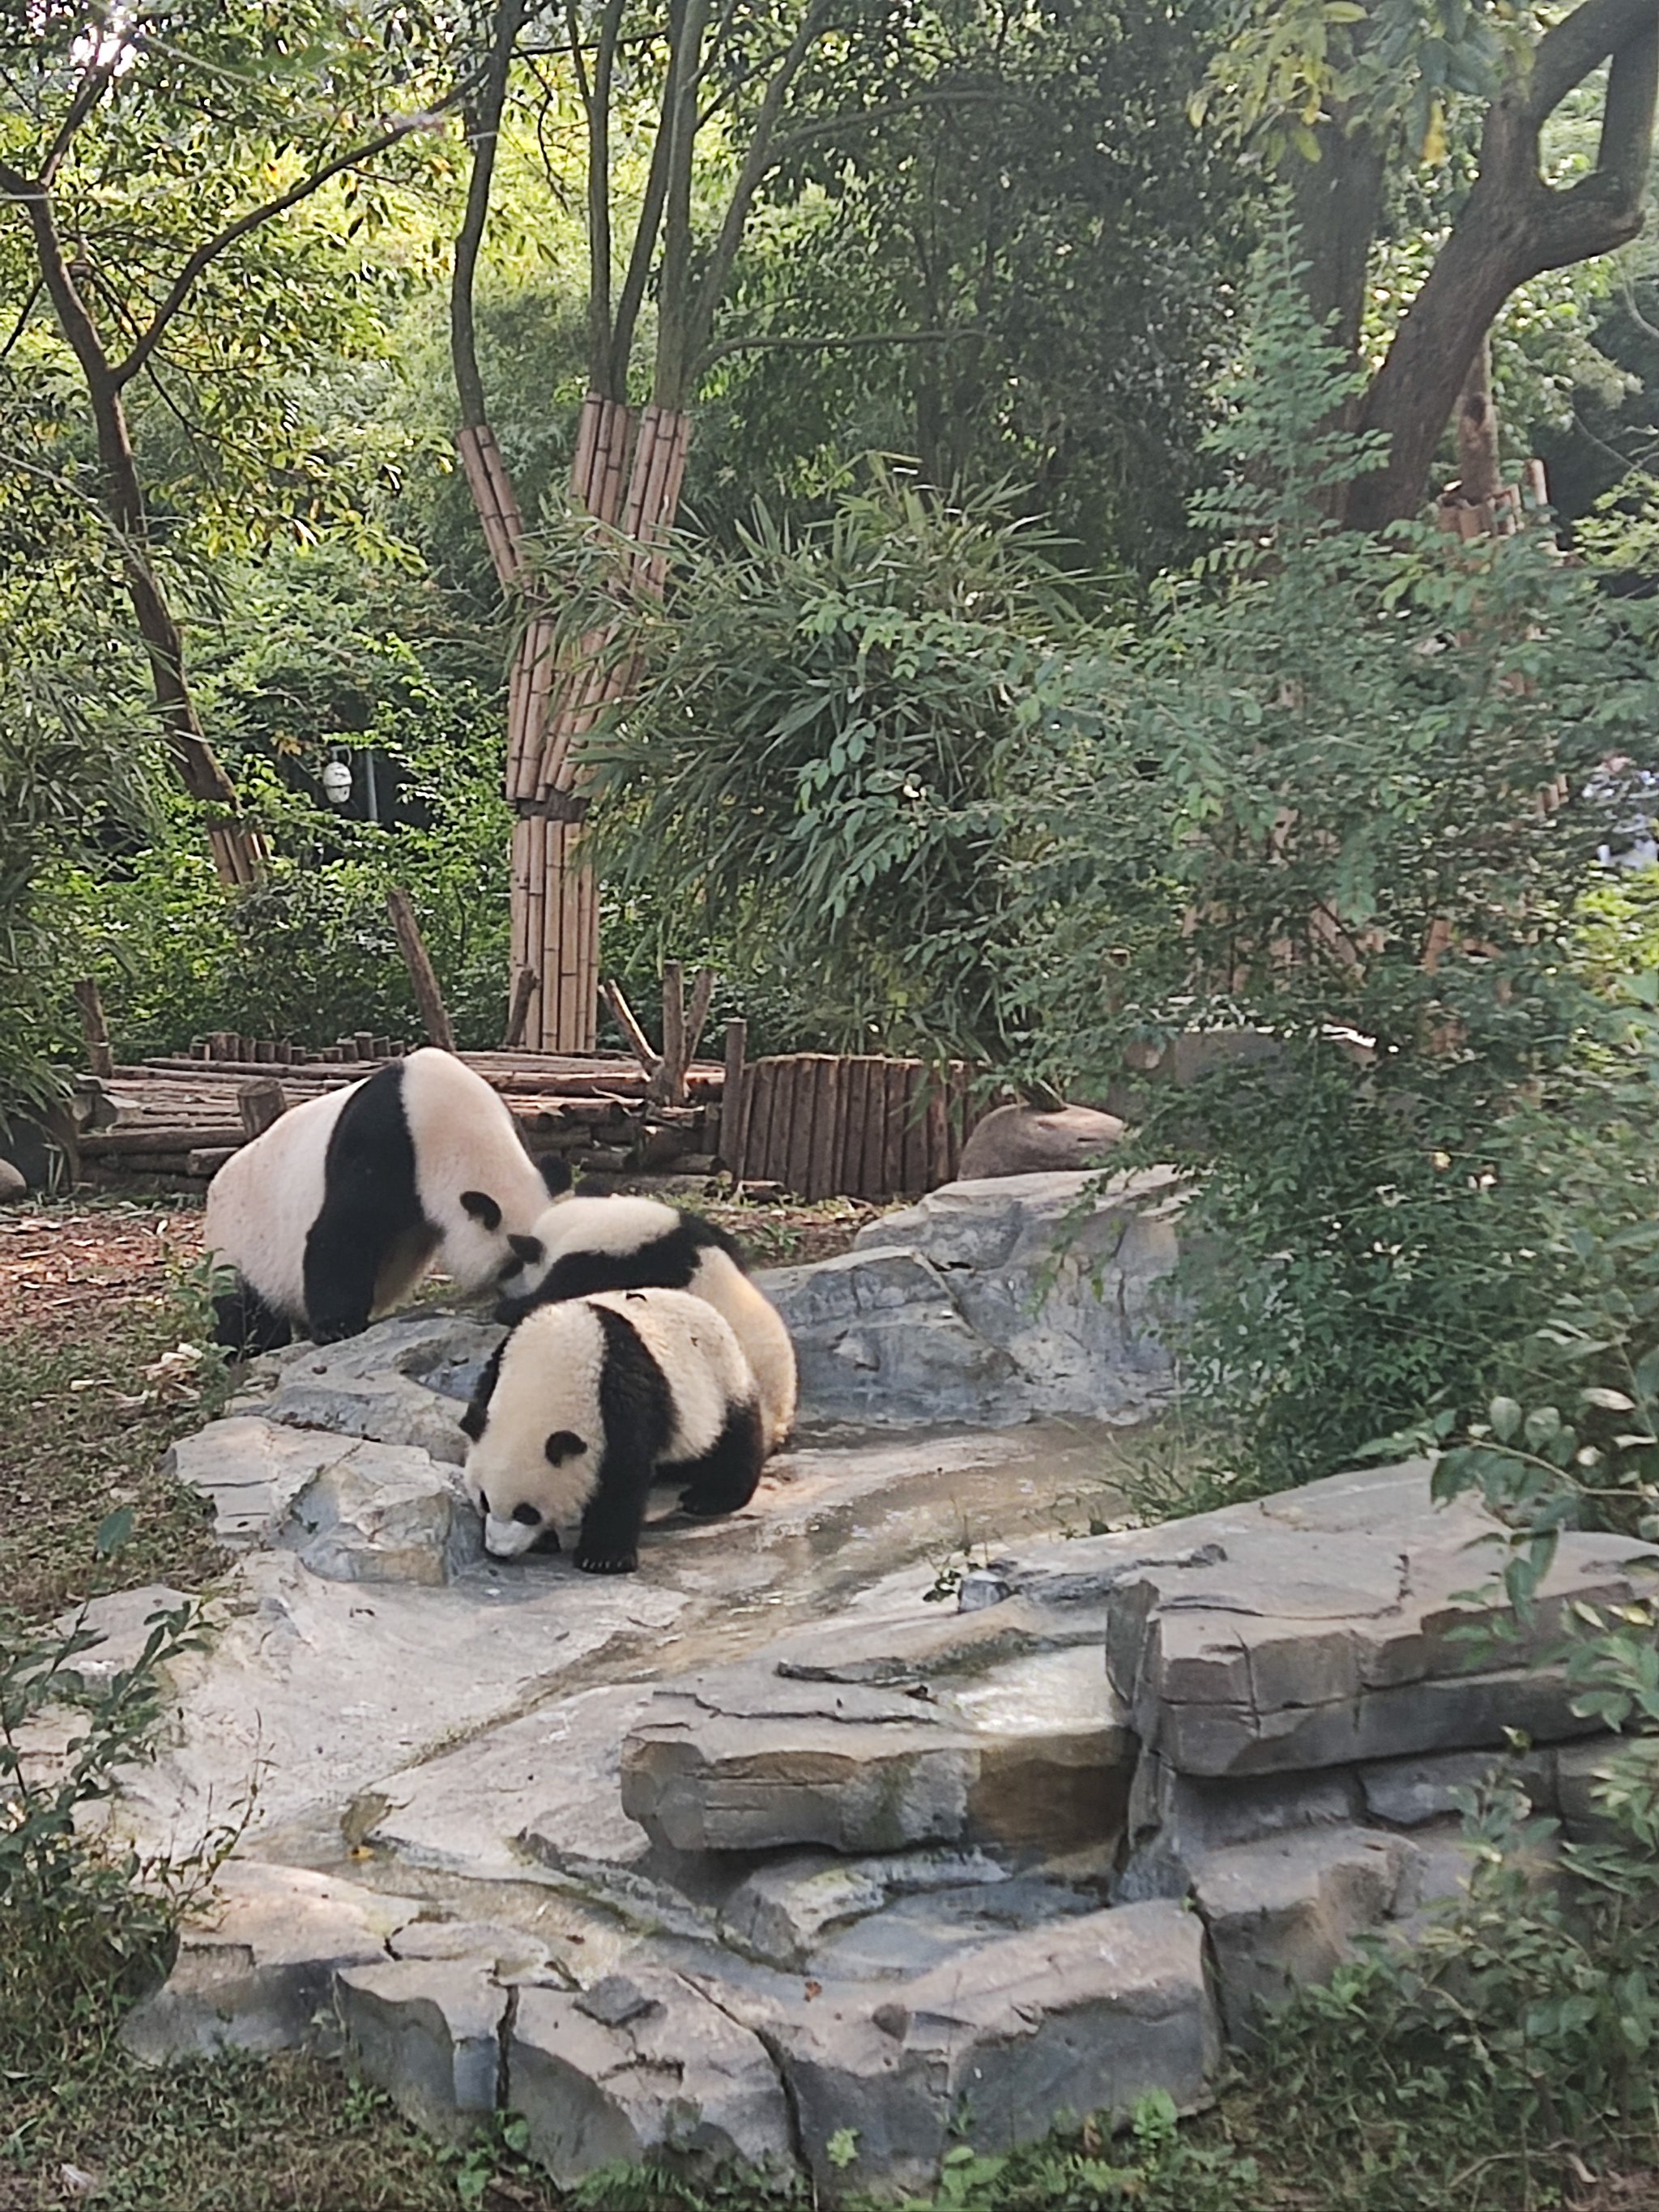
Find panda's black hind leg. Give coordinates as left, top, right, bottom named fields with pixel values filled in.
left=674, top=1400, right=766, bottom=1519
left=212, top=1283, right=292, bottom=1357
left=302, top=1208, right=390, bottom=1341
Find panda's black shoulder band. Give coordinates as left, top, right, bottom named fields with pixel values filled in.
left=460, top=1338, right=507, bottom=1442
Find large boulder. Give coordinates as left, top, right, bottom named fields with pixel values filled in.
left=956, top=1103, right=1127, bottom=1181
left=749, top=1900, right=1218, bottom=2199
left=761, top=1169, right=1179, bottom=1426
left=506, top=1971, right=795, bottom=2185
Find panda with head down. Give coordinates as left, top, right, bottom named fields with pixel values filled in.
left=204, top=1047, right=569, bottom=1353
left=493, top=1193, right=797, bottom=1456
left=460, top=1285, right=766, bottom=1572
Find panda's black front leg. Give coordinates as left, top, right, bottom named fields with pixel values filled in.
left=572, top=1448, right=655, bottom=1575
left=303, top=1210, right=384, bottom=1344
left=675, top=1400, right=766, bottom=1519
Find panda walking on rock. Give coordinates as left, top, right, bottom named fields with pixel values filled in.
left=204, top=1047, right=569, bottom=1354
left=494, top=1191, right=797, bottom=1455
left=460, top=1287, right=766, bottom=1572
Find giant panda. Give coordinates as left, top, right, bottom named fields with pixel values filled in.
left=205, top=1046, right=570, bottom=1355
left=493, top=1193, right=797, bottom=1454
left=459, top=1286, right=765, bottom=1571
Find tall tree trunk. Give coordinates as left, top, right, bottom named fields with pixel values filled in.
left=1288, top=114, right=1387, bottom=370
left=1346, top=9, right=1659, bottom=530
left=14, top=181, right=263, bottom=886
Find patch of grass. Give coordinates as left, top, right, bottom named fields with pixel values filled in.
left=0, top=2041, right=545, bottom=2212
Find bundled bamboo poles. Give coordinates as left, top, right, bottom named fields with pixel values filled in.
left=459, top=394, right=693, bottom=1055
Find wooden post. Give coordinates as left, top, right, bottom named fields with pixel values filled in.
left=73, top=979, right=114, bottom=1079
left=503, top=968, right=539, bottom=1050
left=386, top=888, right=457, bottom=1053
left=601, top=978, right=661, bottom=1079
left=658, top=961, right=685, bottom=1103
left=237, top=1079, right=288, bottom=1140
left=719, top=1019, right=748, bottom=1178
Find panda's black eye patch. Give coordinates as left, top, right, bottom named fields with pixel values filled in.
left=512, top=1502, right=543, bottom=1527
left=544, top=1429, right=586, bottom=1465
left=461, top=1190, right=502, bottom=1230
left=477, top=1490, right=491, bottom=1515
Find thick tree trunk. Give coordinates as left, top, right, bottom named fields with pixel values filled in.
left=1346, top=16, right=1659, bottom=530
left=1288, top=115, right=1387, bottom=369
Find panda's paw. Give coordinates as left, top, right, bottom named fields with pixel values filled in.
left=309, top=1317, right=367, bottom=1347
left=574, top=1549, right=638, bottom=1575
left=678, top=1488, right=731, bottom=1519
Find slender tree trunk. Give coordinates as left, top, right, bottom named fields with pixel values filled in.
left=12, top=178, right=262, bottom=885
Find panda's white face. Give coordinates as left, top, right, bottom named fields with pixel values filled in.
left=465, top=1426, right=598, bottom=1556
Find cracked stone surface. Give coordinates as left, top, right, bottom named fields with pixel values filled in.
left=507, top=1970, right=795, bottom=2184
left=120, top=1861, right=425, bottom=2062
left=760, top=1169, right=1179, bottom=1426
left=731, top=1899, right=1218, bottom=2198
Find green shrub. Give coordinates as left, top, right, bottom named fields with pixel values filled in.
left=0, top=1571, right=223, bottom=2029
left=580, top=468, right=1093, bottom=1057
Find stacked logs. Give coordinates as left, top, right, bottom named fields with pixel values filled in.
left=78, top=1052, right=724, bottom=1194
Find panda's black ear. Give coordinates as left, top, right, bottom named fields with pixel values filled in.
left=508, top=1233, right=544, bottom=1266
left=544, top=1429, right=586, bottom=1465
left=461, top=1190, right=502, bottom=1230
left=539, top=1156, right=574, bottom=1197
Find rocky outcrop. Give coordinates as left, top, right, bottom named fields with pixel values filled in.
left=77, top=1176, right=1657, bottom=2197
left=761, top=1168, right=1179, bottom=1426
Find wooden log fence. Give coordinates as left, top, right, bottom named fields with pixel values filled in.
left=728, top=1054, right=983, bottom=1202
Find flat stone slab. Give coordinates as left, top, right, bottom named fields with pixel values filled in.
left=985, top=1461, right=1657, bottom=1778
left=121, top=1861, right=424, bottom=2062
left=507, top=1970, right=795, bottom=2184
left=760, top=1168, right=1178, bottom=1426
left=621, top=1639, right=1133, bottom=1856
left=740, top=1899, right=1218, bottom=2197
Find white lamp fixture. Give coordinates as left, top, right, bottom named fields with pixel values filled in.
left=321, top=755, right=353, bottom=807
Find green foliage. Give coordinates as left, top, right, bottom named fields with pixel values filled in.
left=0, top=1579, right=220, bottom=2027
left=1254, top=1771, right=1659, bottom=2207
left=584, top=469, right=1088, bottom=1055
left=983, top=229, right=1659, bottom=1491
left=0, top=586, right=160, bottom=1119
left=708, top=0, right=1254, bottom=573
